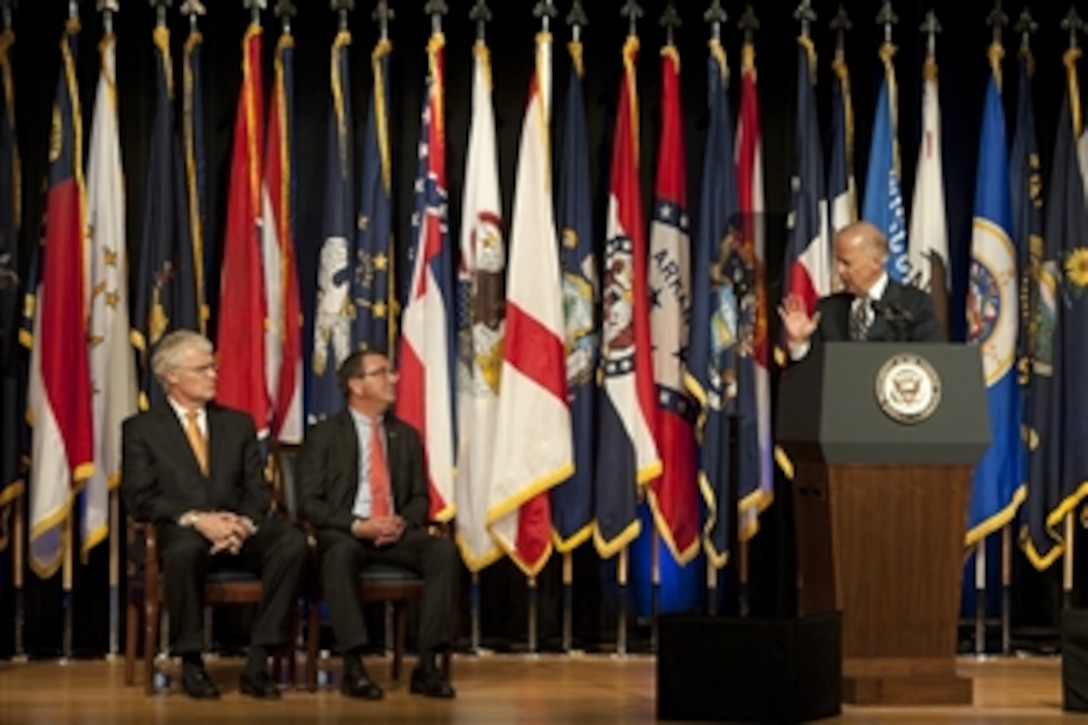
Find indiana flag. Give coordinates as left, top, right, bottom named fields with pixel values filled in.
left=263, top=27, right=302, bottom=444
left=182, top=20, right=209, bottom=334
left=487, top=30, right=571, bottom=576
left=647, top=43, right=698, bottom=565
left=353, top=38, right=397, bottom=354
left=862, top=42, right=908, bottom=282
left=1023, top=47, right=1088, bottom=567
left=27, top=18, right=93, bottom=578
left=84, top=27, right=136, bottom=558
left=594, top=35, right=661, bottom=558
left=829, top=53, right=857, bottom=236
left=397, top=31, right=456, bottom=522
left=132, top=24, right=194, bottom=411
left=310, top=30, right=355, bottom=423
left=965, top=48, right=1025, bottom=546
left=216, top=22, right=268, bottom=437
left=784, top=40, right=830, bottom=315
left=551, top=37, right=597, bottom=552
left=906, top=50, right=949, bottom=337
left=736, top=39, right=771, bottom=540
left=685, top=40, right=739, bottom=568
left=0, top=20, right=22, bottom=538
left=455, top=38, right=505, bottom=572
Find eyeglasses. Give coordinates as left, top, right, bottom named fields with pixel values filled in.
left=361, top=366, right=397, bottom=378
left=178, top=362, right=218, bottom=375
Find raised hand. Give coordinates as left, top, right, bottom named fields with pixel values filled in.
left=777, top=293, right=820, bottom=345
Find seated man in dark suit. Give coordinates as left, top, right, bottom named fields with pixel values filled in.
left=779, top=220, right=943, bottom=358
left=298, top=349, right=458, bottom=700
left=122, top=329, right=308, bottom=700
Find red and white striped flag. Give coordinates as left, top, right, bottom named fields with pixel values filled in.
left=487, top=30, right=571, bottom=577
left=397, top=32, right=456, bottom=521
left=263, top=30, right=303, bottom=444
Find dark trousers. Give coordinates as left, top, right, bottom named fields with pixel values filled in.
left=158, top=520, right=308, bottom=655
left=317, top=527, right=458, bottom=654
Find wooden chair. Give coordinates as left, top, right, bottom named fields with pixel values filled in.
left=123, top=482, right=300, bottom=694
left=274, top=444, right=448, bottom=692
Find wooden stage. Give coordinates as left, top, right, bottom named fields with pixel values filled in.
left=0, top=653, right=1080, bottom=722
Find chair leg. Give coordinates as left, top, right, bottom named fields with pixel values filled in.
left=124, top=594, right=138, bottom=686
left=391, top=601, right=407, bottom=681
left=286, top=609, right=299, bottom=688
left=143, top=596, right=159, bottom=696
left=306, top=598, right=320, bottom=692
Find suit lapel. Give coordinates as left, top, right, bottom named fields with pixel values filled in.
left=868, top=282, right=902, bottom=342
left=155, top=404, right=206, bottom=478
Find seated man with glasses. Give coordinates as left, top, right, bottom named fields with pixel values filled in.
left=121, top=329, right=308, bottom=700
left=298, top=349, right=458, bottom=700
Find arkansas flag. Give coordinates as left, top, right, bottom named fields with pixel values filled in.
left=216, top=23, right=269, bottom=437
left=594, top=35, right=662, bottom=558
left=397, top=31, right=456, bottom=522
left=647, top=45, right=698, bottom=565
left=488, top=30, right=572, bottom=577
left=27, top=19, right=93, bottom=578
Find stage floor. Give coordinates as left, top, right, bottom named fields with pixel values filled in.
left=0, top=652, right=1078, bottom=722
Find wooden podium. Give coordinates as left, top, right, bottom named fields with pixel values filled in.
left=777, top=343, right=991, bottom=705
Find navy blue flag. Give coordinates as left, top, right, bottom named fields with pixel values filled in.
left=182, top=24, right=210, bottom=335
left=683, top=42, right=739, bottom=568
left=133, top=26, right=194, bottom=410
left=352, top=39, right=396, bottom=354
left=309, top=31, right=355, bottom=422
left=0, top=24, right=21, bottom=546
left=551, top=42, right=597, bottom=552
left=1022, top=49, right=1088, bottom=567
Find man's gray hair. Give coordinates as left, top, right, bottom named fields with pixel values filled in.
left=152, top=329, right=213, bottom=390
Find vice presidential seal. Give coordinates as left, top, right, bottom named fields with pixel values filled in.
left=874, top=353, right=941, bottom=424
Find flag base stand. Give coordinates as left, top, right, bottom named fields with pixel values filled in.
left=656, top=612, right=841, bottom=722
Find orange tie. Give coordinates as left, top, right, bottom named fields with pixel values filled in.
left=186, top=409, right=208, bottom=475
left=368, top=418, right=392, bottom=517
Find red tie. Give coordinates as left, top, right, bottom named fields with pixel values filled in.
left=369, top=418, right=391, bottom=518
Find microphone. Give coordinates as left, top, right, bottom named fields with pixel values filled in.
left=873, top=300, right=913, bottom=341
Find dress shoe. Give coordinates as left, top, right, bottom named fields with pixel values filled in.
left=181, top=665, right=220, bottom=699
left=410, top=666, right=455, bottom=699
left=340, top=665, right=384, bottom=700
left=239, top=670, right=281, bottom=699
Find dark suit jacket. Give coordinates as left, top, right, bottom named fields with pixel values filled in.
left=813, top=281, right=943, bottom=344
left=121, top=402, right=268, bottom=525
left=297, top=409, right=429, bottom=533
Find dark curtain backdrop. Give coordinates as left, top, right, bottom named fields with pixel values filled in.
left=0, top=0, right=1080, bottom=657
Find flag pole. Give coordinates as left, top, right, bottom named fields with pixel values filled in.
left=469, top=572, right=480, bottom=653
left=13, top=497, right=25, bottom=659
left=617, top=547, right=628, bottom=656
left=974, top=540, right=986, bottom=655
left=1001, top=524, right=1011, bottom=655
left=96, top=0, right=122, bottom=659
left=1065, top=513, right=1075, bottom=610
left=561, top=552, right=573, bottom=652
left=527, top=576, right=538, bottom=654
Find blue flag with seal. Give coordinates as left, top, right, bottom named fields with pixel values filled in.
left=1023, top=47, right=1088, bottom=567
left=965, top=53, right=1024, bottom=545
left=684, top=41, right=739, bottom=568
left=310, top=30, right=355, bottom=423
left=552, top=40, right=596, bottom=552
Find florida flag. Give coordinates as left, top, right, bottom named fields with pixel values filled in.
left=488, top=30, right=572, bottom=577
left=397, top=31, right=456, bottom=522
left=595, top=35, right=662, bottom=558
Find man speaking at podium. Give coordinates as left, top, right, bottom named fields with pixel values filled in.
left=778, top=221, right=942, bottom=359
